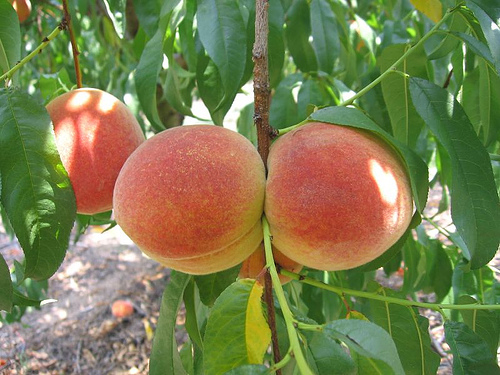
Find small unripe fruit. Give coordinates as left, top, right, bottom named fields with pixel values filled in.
left=239, top=243, right=303, bottom=285
left=9, top=0, right=31, bottom=23
left=265, top=122, right=413, bottom=271
left=113, top=125, right=266, bottom=275
left=46, top=88, right=145, bottom=215
left=111, top=300, right=134, bottom=318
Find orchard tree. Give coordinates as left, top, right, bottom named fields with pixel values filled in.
left=1, top=0, right=500, bottom=374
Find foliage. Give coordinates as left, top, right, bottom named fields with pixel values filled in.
left=1, top=0, right=499, bottom=373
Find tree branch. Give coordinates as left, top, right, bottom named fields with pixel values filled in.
left=253, top=0, right=281, bottom=371
left=62, top=0, right=82, bottom=88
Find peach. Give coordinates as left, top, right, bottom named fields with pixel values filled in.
left=113, top=125, right=266, bottom=275
left=46, top=88, right=145, bottom=215
left=111, top=300, right=134, bottom=318
left=265, top=122, right=413, bottom=271
left=239, top=243, right=303, bottom=284
left=10, top=0, right=31, bottom=23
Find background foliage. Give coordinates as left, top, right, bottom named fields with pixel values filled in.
left=0, top=0, right=499, bottom=374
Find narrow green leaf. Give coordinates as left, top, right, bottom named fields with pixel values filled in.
left=409, top=77, right=500, bottom=269
left=135, top=0, right=180, bottom=132
left=310, top=0, right=338, bottom=75
left=0, top=1, right=20, bottom=76
left=224, top=364, right=269, bottom=375
left=102, top=0, right=126, bottom=39
left=284, top=0, right=317, bottom=72
left=268, top=0, right=285, bottom=88
left=194, top=264, right=240, bottom=307
left=297, top=78, right=328, bottom=120
left=183, top=279, right=204, bottom=350
left=269, top=73, right=302, bottom=129
left=458, top=295, right=500, bottom=358
left=150, top=271, right=191, bottom=375
left=131, top=0, right=162, bottom=37
left=0, top=89, right=76, bottom=281
left=11, top=290, right=44, bottom=307
left=325, top=319, right=405, bottom=375
left=429, top=241, right=453, bottom=301
left=427, top=13, right=467, bottom=60
left=478, top=62, right=500, bottom=147
left=0, top=255, right=13, bottom=312
left=379, top=44, right=427, bottom=147
left=237, top=102, right=257, bottom=146
left=305, top=331, right=357, bottom=375
left=445, top=320, right=500, bottom=375
left=196, top=0, right=247, bottom=112
left=309, top=106, right=429, bottom=213
left=449, top=31, right=494, bottom=66
left=466, top=0, right=500, bottom=76
left=203, top=279, right=271, bottom=375
left=369, top=284, right=441, bottom=375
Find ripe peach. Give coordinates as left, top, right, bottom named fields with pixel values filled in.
left=111, top=300, right=134, bottom=318
left=265, top=122, right=413, bottom=271
left=10, top=0, right=31, bottom=23
left=46, top=88, right=145, bottom=215
left=239, top=243, right=303, bottom=284
left=113, top=125, right=266, bottom=275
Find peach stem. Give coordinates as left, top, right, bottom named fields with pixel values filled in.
left=262, top=216, right=314, bottom=375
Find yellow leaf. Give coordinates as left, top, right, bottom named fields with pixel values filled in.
left=410, top=0, right=443, bottom=23
left=246, top=281, right=271, bottom=364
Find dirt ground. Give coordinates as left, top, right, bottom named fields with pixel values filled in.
left=0, top=185, right=496, bottom=374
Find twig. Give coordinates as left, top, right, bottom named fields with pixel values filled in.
left=253, top=0, right=281, bottom=370
left=62, top=0, right=82, bottom=88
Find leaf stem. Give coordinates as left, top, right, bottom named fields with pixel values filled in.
left=262, top=217, right=314, bottom=375
left=339, top=7, right=455, bottom=107
left=62, top=0, right=82, bottom=88
left=0, top=23, right=66, bottom=84
left=279, top=269, right=500, bottom=311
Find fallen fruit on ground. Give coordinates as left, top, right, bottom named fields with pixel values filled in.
left=265, top=122, right=413, bottom=271
left=111, top=300, right=134, bottom=318
left=46, top=88, right=145, bottom=215
left=10, top=0, right=31, bottom=23
left=113, top=125, right=266, bottom=275
left=239, top=243, right=303, bottom=285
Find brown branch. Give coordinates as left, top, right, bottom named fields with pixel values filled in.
left=253, top=0, right=275, bottom=164
left=62, top=0, right=82, bottom=88
left=443, top=68, right=453, bottom=89
left=253, top=0, right=281, bottom=372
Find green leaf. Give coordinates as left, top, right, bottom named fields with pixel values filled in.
left=309, top=106, right=429, bottom=213
left=135, top=1, right=180, bottom=132
left=458, top=295, right=500, bottom=358
left=268, top=0, right=285, bottom=88
left=102, top=0, right=126, bottom=39
left=297, top=78, right=328, bottom=121
left=310, top=0, right=338, bottom=75
left=466, top=0, right=500, bottom=76
left=196, top=0, right=247, bottom=112
left=150, top=271, right=191, bottom=375
left=183, top=279, right=204, bottom=350
left=132, top=0, right=162, bottom=37
left=325, top=319, right=405, bottom=375
left=409, top=77, right=500, bottom=269
left=448, top=31, right=494, bottom=66
left=369, top=284, right=441, bottom=375
left=269, top=73, right=302, bottom=129
left=445, top=320, right=500, bottom=375
left=305, top=331, right=357, bottom=375
left=194, top=265, right=240, bottom=307
left=429, top=241, right=453, bottom=301
left=11, top=290, right=44, bottom=307
left=427, top=13, right=467, bottom=60
left=410, top=0, right=442, bottom=23
left=0, top=89, right=76, bottom=281
left=478, top=62, right=500, bottom=147
left=284, top=0, right=317, bottom=72
left=379, top=44, right=427, bottom=147
left=224, top=364, right=269, bottom=375
left=237, top=102, right=257, bottom=146
left=0, top=1, right=20, bottom=76
left=203, top=279, right=271, bottom=375
left=0, top=254, right=13, bottom=312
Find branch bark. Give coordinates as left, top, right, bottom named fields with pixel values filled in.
left=62, top=0, right=82, bottom=88
left=253, top=0, right=281, bottom=371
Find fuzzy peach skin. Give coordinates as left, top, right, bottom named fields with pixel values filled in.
left=239, top=243, right=303, bottom=285
left=10, top=0, right=31, bottom=23
left=46, top=88, right=145, bottom=215
left=265, top=122, right=413, bottom=271
left=113, top=125, right=266, bottom=275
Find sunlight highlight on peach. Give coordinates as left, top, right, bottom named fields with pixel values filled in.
left=369, top=159, right=399, bottom=206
